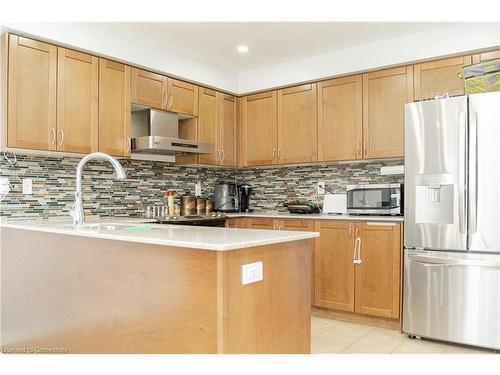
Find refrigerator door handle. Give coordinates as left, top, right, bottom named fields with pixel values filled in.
left=408, top=254, right=500, bottom=268
left=458, top=111, right=467, bottom=235
left=469, top=111, right=479, bottom=235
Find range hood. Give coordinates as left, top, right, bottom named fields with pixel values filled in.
left=131, top=107, right=213, bottom=156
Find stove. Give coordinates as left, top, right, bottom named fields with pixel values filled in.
left=154, top=213, right=227, bottom=227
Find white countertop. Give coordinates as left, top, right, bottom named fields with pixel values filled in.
left=226, top=212, right=404, bottom=222
left=0, top=217, right=318, bottom=251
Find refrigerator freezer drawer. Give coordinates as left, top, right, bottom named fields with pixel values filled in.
left=403, top=249, right=500, bottom=350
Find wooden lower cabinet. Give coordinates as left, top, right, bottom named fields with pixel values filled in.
left=314, top=220, right=402, bottom=320
left=314, top=221, right=355, bottom=311
left=355, top=222, right=401, bottom=319
left=245, top=218, right=278, bottom=230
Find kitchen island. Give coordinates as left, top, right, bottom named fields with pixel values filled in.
left=0, top=218, right=318, bottom=354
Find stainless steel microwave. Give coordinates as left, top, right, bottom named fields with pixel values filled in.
left=346, top=183, right=403, bottom=215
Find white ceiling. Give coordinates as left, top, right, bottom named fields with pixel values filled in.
left=81, top=22, right=455, bottom=72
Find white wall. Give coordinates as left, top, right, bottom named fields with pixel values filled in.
left=238, top=23, right=500, bottom=93
left=1, top=22, right=240, bottom=93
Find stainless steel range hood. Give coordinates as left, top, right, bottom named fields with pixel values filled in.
left=131, top=106, right=213, bottom=156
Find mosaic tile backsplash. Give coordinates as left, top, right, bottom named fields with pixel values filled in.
left=0, top=154, right=403, bottom=218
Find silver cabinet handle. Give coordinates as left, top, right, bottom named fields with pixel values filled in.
left=215, top=150, right=220, bottom=161
left=58, top=129, right=64, bottom=147
left=277, top=148, right=281, bottom=159
left=353, top=237, right=362, bottom=264
left=220, top=149, right=225, bottom=162
left=348, top=225, right=353, bottom=238
left=278, top=224, right=283, bottom=230
left=469, top=111, right=478, bottom=235
left=126, top=137, right=131, bottom=154
left=162, top=91, right=167, bottom=108
left=357, top=140, right=362, bottom=158
left=364, top=140, right=367, bottom=157
left=50, top=128, right=56, bottom=145
left=272, top=148, right=277, bottom=160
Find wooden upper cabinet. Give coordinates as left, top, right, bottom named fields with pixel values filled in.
left=218, top=93, right=237, bottom=166
left=241, top=91, right=278, bottom=166
left=197, top=88, right=218, bottom=165
left=57, top=48, right=98, bottom=153
left=472, top=49, right=500, bottom=63
left=362, top=66, right=413, bottom=159
left=277, top=84, right=318, bottom=164
left=414, top=56, right=471, bottom=101
left=314, top=221, right=355, bottom=311
left=7, top=35, right=57, bottom=150
left=131, top=67, right=166, bottom=110
left=166, top=78, right=198, bottom=116
left=99, top=59, right=131, bottom=157
left=317, top=76, right=362, bottom=161
left=354, top=222, right=401, bottom=319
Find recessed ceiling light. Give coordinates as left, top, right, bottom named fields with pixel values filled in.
left=237, top=45, right=249, bottom=54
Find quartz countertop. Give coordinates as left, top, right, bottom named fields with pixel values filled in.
left=226, top=211, right=404, bottom=222
left=0, top=217, right=318, bottom=251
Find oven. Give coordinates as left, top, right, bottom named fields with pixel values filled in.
left=346, top=183, right=403, bottom=215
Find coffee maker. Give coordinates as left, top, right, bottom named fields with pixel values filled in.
left=238, top=184, right=253, bottom=212
left=214, top=182, right=252, bottom=212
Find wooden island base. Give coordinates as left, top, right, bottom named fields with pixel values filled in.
left=1, top=228, right=312, bottom=354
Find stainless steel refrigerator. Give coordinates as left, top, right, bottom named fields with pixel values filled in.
left=403, top=91, right=500, bottom=350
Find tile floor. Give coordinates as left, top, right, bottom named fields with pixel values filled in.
left=311, top=316, right=496, bottom=354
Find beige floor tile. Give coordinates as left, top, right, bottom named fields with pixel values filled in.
left=318, top=321, right=375, bottom=343
left=311, top=317, right=341, bottom=338
left=311, top=336, right=353, bottom=354
left=340, top=329, right=407, bottom=354
left=391, top=338, right=450, bottom=354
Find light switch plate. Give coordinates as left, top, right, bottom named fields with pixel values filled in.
left=0, top=177, right=10, bottom=195
left=241, top=261, right=263, bottom=285
left=22, top=178, right=33, bottom=195
left=195, top=181, right=202, bottom=196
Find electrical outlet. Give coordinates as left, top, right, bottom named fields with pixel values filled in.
left=317, top=181, right=325, bottom=195
left=241, top=261, right=263, bottom=285
left=195, top=181, right=202, bottom=196
left=22, top=178, right=33, bottom=195
left=0, top=177, right=10, bottom=195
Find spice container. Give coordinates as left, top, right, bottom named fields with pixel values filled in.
left=180, top=190, right=196, bottom=216
left=205, top=199, right=213, bottom=214
left=166, top=190, right=175, bottom=217
left=196, top=197, right=206, bottom=215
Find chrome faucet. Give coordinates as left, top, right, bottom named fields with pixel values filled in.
left=71, top=152, right=126, bottom=226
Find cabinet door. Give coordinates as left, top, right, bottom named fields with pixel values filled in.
left=277, top=84, right=318, bottom=164
left=354, top=222, right=401, bottom=318
left=246, top=218, right=277, bottom=230
left=241, top=91, right=278, bottom=166
left=166, top=78, right=198, bottom=116
left=472, top=49, right=500, bottom=63
left=197, top=88, right=218, bottom=165
left=218, top=93, right=237, bottom=167
left=99, top=59, right=131, bottom=157
left=414, top=56, right=471, bottom=101
left=318, top=76, right=362, bottom=161
left=314, top=221, right=355, bottom=311
left=57, top=48, right=98, bottom=153
left=7, top=35, right=57, bottom=150
left=362, top=66, right=413, bottom=159
left=281, top=219, right=315, bottom=232
left=131, top=67, right=166, bottom=110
